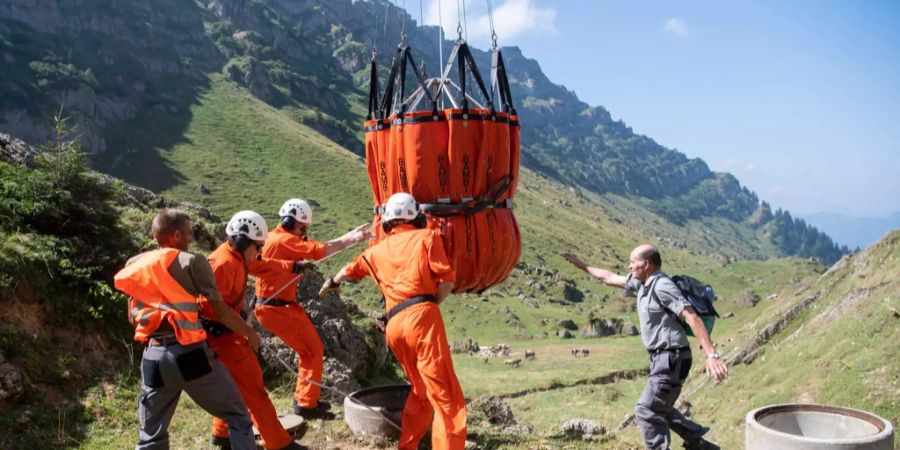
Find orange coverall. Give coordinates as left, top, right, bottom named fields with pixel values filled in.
left=204, top=242, right=295, bottom=449
left=254, top=225, right=327, bottom=408
left=343, top=223, right=466, bottom=450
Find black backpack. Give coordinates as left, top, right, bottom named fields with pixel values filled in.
left=651, top=275, right=719, bottom=337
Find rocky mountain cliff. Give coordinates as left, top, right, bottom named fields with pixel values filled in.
left=0, top=0, right=848, bottom=263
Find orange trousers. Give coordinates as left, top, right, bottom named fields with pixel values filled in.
left=254, top=303, right=324, bottom=408
left=386, top=303, right=467, bottom=450
left=208, top=333, right=293, bottom=449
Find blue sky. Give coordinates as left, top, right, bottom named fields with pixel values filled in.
left=401, top=0, right=900, bottom=217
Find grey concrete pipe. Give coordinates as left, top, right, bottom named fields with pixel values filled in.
left=343, top=384, right=410, bottom=438
left=746, top=403, right=894, bottom=450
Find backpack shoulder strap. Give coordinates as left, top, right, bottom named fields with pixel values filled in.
left=648, top=275, right=682, bottom=318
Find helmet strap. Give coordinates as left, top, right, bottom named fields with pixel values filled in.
left=230, top=234, right=251, bottom=253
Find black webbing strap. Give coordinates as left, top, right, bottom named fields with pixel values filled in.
left=379, top=46, right=404, bottom=119
left=254, top=297, right=293, bottom=307
left=456, top=42, right=494, bottom=114
left=379, top=44, right=437, bottom=118
left=399, top=48, right=437, bottom=116
left=385, top=295, right=437, bottom=323
left=199, top=317, right=233, bottom=337
left=367, top=57, right=380, bottom=120
left=418, top=175, right=513, bottom=217
left=490, top=49, right=516, bottom=115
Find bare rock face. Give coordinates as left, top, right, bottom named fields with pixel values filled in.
left=0, top=133, right=38, bottom=166
left=735, top=289, right=760, bottom=308
left=254, top=267, right=388, bottom=389
left=0, top=352, right=26, bottom=405
left=472, top=396, right=516, bottom=428
left=321, top=358, right=361, bottom=402
left=579, top=317, right=624, bottom=338
left=562, top=418, right=606, bottom=440
left=556, top=329, right=574, bottom=339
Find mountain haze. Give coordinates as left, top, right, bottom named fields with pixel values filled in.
left=804, top=211, right=900, bottom=250
left=0, top=0, right=848, bottom=263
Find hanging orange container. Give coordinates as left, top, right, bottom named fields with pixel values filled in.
left=364, top=41, right=521, bottom=293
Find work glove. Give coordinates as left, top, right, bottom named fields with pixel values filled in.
left=293, top=260, right=316, bottom=274
left=319, top=276, right=341, bottom=297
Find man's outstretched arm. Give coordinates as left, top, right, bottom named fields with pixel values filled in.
left=562, top=253, right=628, bottom=288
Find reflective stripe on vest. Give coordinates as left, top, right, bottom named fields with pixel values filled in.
left=115, top=248, right=207, bottom=346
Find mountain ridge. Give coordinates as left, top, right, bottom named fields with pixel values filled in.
left=0, top=0, right=848, bottom=263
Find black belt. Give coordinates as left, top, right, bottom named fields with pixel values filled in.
left=254, top=297, right=294, bottom=307
left=384, top=295, right=437, bottom=324
left=147, top=336, right=180, bottom=347
left=648, top=346, right=691, bottom=355
left=200, top=318, right=233, bottom=337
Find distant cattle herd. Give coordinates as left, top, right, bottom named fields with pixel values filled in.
left=472, top=344, right=592, bottom=367
left=571, top=347, right=590, bottom=357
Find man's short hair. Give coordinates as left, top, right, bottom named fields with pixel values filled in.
left=638, top=246, right=662, bottom=268
left=151, top=209, right=191, bottom=244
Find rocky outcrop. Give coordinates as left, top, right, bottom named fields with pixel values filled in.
left=255, top=266, right=387, bottom=397
left=472, top=396, right=516, bottom=427
left=562, top=419, right=606, bottom=440
left=735, top=289, right=760, bottom=308
left=0, top=133, right=38, bottom=166
left=0, top=352, right=25, bottom=405
left=579, top=317, right=625, bottom=338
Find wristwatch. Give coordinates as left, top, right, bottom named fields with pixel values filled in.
left=707, top=352, right=721, bottom=360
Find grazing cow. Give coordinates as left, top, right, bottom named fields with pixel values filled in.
left=482, top=356, right=489, bottom=365
left=571, top=347, right=590, bottom=357
left=504, top=358, right=522, bottom=367
left=524, top=350, right=536, bottom=360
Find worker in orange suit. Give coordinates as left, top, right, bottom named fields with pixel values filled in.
left=202, top=211, right=307, bottom=450
left=254, top=198, right=371, bottom=419
left=321, top=192, right=467, bottom=450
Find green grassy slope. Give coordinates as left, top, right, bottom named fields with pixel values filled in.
left=72, top=74, right=898, bottom=449
left=680, top=231, right=900, bottom=449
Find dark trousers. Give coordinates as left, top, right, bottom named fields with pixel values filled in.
left=634, top=348, right=707, bottom=450
left=136, top=341, right=254, bottom=450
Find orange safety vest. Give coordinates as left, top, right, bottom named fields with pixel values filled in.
left=114, top=248, right=206, bottom=346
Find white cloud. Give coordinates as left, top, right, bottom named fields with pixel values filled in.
left=745, top=162, right=758, bottom=172
left=721, top=158, right=739, bottom=170
left=662, top=17, right=689, bottom=37
left=423, top=0, right=556, bottom=45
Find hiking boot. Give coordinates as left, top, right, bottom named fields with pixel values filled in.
left=292, top=399, right=335, bottom=420
left=210, top=435, right=232, bottom=449
left=291, top=399, right=331, bottom=414
left=683, top=437, right=720, bottom=450
left=276, top=442, right=308, bottom=450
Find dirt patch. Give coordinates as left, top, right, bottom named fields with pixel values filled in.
left=496, top=368, right=647, bottom=400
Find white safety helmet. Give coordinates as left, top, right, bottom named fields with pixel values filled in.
left=381, top=192, right=419, bottom=223
left=279, top=198, right=313, bottom=225
left=226, top=210, right=269, bottom=241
